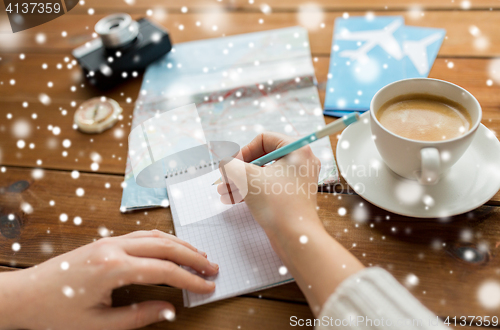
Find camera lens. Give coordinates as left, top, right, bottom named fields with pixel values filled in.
left=95, top=13, right=139, bottom=48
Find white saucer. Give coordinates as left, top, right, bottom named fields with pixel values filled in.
left=336, top=117, right=500, bottom=218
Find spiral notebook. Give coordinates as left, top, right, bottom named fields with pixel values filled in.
left=166, top=165, right=294, bottom=307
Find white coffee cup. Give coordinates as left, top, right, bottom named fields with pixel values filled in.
left=370, top=78, right=482, bottom=185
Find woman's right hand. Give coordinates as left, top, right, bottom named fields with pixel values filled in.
left=217, top=132, right=364, bottom=314
left=217, top=132, right=323, bottom=236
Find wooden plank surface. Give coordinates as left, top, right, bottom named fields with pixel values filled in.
left=1, top=0, right=500, bottom=328
left=1, top=54, right=499, bottom=201
left=3, top=55, right=500, bottom=107
left=0, top=267, right=484, bottom=330
left=112, top=285, right=314, bottom=330
left=2, top=0, right=500, bottom=14
left=70, top=0, right=500, bottom=12
left=1, top=55, right=500, bottom=205
left=1, top=11, right=500, bottom=57
left=1, top=167, right=499, bottom=318
left=0, top=268, right=488, bottom=330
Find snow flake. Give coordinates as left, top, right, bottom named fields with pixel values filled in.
left=405, top=274, right=419, bottom=287
left=39, top=93, right=51, bottom=105
left=477, top=280, right=500, bottom=309
left=338, top=207, right=347, bottom=216
left=98, top=226, right=110, bottom=237
left=62, top=286, right=75, bottom=298
left=161, top=309, right=176, bottom=321
left=12, top=242, right=21, bottom=252
left=36, top=33, right=46, bottom=44
left=460, top=0, right=471, bottom=9
left=21, top=202, right=33, bottom=214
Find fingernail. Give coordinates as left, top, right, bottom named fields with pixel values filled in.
left=198, top=250, right=207, bottom=258
left=160, top=308, right=176, bottom=322
left=206, top=280, right=215, bottom=287
left=210, top=262, right=219, bottom=271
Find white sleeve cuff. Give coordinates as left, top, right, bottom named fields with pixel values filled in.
left=317, top=267, right=447, bottom=329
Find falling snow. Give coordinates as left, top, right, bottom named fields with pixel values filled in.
left=477, top=280, right=500, bottom=309
left=161, top=309, right=176, bottom=321
left=62, top=286, right=75, bottom=298
left=73, top=217, right=82, bottom=226
left=98, top=226, right=110, bottom=237
left=12, top=242, right=21, bottom=252
left=338, top=207, right=347, bottom=216
left=405, top=274, right=420, bottom=288
left=60, top=261, right=70, bottom=270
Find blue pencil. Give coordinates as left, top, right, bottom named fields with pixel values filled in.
left=213, top=112, right=360, bottom=185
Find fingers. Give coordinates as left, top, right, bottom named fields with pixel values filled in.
left=99, top=301, right=175, bottom=330
left=220, top=191, right=245, bottom=204
left=216, top=181, right=238, bottom=195
left=119, top=230, right=203, bottom=256
left=217, top=182, right=245, bottom=204
left=240, top=132, right=295, bottom=162
left=126, top=257, right=216, bottom=294
left=121, top=237, right=218, bottom=276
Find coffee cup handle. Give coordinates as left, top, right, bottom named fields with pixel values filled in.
left=419, top=148, right=440, bottom=185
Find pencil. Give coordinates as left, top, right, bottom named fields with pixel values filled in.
left=212, top=111, right=361, bottom=185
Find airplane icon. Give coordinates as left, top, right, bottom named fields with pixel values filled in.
left=403, top=33, right=443, bottom=75
left=335, top=20, right=404, bottom=62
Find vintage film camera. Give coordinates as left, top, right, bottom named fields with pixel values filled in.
left=73, top=13, right=172, bottom=90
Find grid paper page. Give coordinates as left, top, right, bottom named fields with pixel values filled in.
left=169, top=171, right=234, bottom=226
left=167, top=168, right=294, bottom=307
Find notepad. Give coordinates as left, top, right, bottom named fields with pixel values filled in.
left=169, top=170, right=234, bottom=226
left=167, top=168, right=294, bottom=307
left=123, top=26, right=339, bottom=306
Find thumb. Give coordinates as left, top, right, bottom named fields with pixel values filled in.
left=101, top=301, right=176, bottom=330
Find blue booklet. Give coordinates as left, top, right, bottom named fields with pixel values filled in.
left=324, top=16, right=445, bottom=117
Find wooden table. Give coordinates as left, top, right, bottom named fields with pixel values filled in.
left=1, top=1, right=499, bottom=329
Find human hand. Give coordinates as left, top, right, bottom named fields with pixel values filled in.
left=0, top=230, right=218, bottom=330
left=217, top=132, right=323, bottom=235
left=217, top=133, right=364, bottom=313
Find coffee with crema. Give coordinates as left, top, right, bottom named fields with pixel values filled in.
left=376, top=94, right=472, bottom=142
